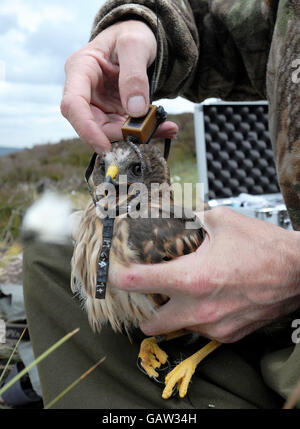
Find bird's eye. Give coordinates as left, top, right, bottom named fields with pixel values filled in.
left=131, top=163, right=142, bottom=176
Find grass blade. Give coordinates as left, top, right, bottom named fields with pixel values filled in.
left=0, top=327, right=27, bottom=384
left=0, top=327, right=79, bottom=397
left=44, top=356, right=106, bottom=409
left=283, top=376, right=300, bottom=409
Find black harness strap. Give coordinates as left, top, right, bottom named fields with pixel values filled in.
left=163, top=138, right=171, bottom=161
left=84, top=152, right=98, bottom=205
left=84, top=152, right=114, bottom=300
left=95, top=216, right=115, bottom=299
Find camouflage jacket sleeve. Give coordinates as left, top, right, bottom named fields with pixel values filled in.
left=92, top=1, right=300, bottom=226
left=267, top=1, right=300, bottom=231
left=90, top=0, right=279, bottom=102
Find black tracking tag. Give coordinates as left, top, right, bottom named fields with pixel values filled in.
left=95, top=217, right=115, bottom=299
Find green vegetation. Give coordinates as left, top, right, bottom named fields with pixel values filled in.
left=0, top=139, right=93, bottom=243
left=0, top=113, right=197, bottom=243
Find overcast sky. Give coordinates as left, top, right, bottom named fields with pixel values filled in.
left=0, top=0, right=195, bottom=149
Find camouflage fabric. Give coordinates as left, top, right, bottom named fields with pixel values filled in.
left=267, top=1, right=300, bottom=229
left=91, top=0, right=300, bottom=229
left=89, top=0, right=300, bottom=406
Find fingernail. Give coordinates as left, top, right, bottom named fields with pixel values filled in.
left=127, top=95, right=146, bottom=116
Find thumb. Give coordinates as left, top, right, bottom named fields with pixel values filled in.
left=116, top=29, right=156, bottom=117
left=199, top=206, right=241, bottom=237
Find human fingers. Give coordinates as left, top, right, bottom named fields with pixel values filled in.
left=139, top=293, right=247, bottom=337
left=116, top=24, right=157, bottom=117
left=140, top=298, right=201, bottom=335
left=153, top=121, right=179, bottom=139
left=111, top=251, right=205, bottom=295
left=61, top=53, right=111, bottom=153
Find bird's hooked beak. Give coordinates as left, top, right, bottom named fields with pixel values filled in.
left=104, top=163, right=138, bottom=208
left=105, top=164, right=118, bottom=185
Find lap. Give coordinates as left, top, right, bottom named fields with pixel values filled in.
left=22, top=241, right=282, bottom=409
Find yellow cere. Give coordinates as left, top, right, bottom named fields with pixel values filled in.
left=106, top=164, right=119, bottom=180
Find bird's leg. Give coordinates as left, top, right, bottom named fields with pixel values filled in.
left=162, top=340, right=221, bottom=399
left=138, top=337, right=168, bottom=378
left=138, top=330, right=187, bottom=378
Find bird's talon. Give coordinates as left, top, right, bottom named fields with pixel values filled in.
left=138, top=337, right=168, bottom=380
left=156, top=359, right=171, bottom=373
left=162, top=340, right=221, bottom=399
left=162, top=358, right=196, bottom=399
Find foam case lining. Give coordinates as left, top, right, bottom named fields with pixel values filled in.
left=203, top=103, right=279, bottom=200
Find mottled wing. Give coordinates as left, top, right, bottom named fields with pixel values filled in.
left=126, top=205, right=204, bottom=264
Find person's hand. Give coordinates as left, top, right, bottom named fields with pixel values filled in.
left=110, top=207, right=300, bottom=343
left=61, top=20, right=178, bottom=153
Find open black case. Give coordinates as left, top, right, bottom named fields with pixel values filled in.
left=193, top=100, right=291, bottom=229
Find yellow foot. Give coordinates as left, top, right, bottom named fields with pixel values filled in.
left=138, top=337, right=168, bottom=379
left=162, top=340, right=221, bottom=399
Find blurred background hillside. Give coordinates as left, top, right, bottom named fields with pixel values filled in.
left=0, top=112, right=197, bottom=244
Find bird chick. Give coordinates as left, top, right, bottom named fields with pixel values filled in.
left=71, top=141, right=220, bottom=399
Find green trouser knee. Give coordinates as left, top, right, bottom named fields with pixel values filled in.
left=23, top=241, right=291, bottom=409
